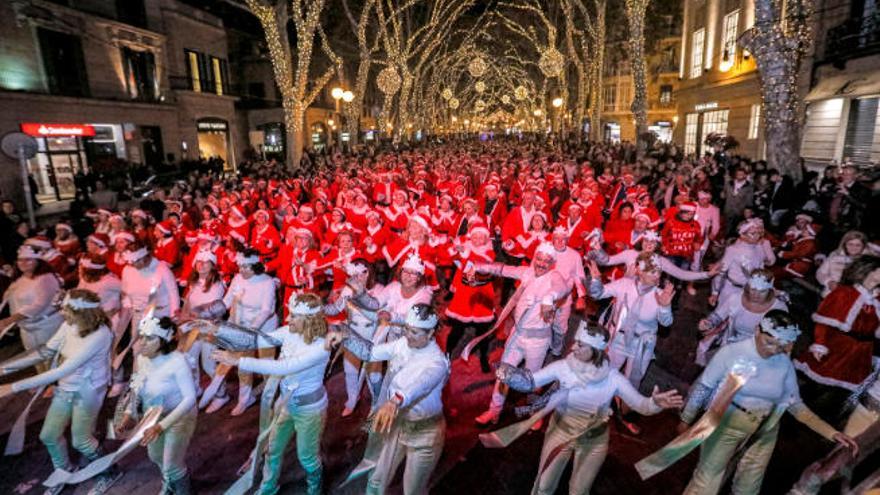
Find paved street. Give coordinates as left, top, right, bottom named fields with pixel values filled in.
left=0, top=281, right=874, bottom=494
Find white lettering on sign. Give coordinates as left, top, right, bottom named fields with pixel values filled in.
left=21, top=123, right=96, bottom=137
left=695, top=102, right=718, bottom=111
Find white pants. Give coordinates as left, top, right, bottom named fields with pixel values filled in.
left=366, top=417, right=445, bottom=495
left=489, top=332, right=551, bottom=413
left=343, top=349, right=383, bottom=410
left=532, top=414, right=609, bottom=495
left=551, top=294, right=573, bottom=355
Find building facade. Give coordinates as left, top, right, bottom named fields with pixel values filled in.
left=673, top=0, right=765, bottom=159
left=0, top=0, right=247, bottom=205
left=800, top=0, right=880, bottom=169
left=600, top=33, right=681, bottom=144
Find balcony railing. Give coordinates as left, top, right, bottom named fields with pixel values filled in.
left=825, top=13, right=880, bottom=64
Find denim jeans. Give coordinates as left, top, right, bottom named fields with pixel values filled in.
left=257, top=400, right=326, bottom=495
left=39, top=386, right=106, bottom=469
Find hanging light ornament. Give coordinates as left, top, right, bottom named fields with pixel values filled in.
left=475, top=81, right=486, bottom=93
left=475, top=99, right=486, bottom=112
left=501, top=94, right=511, bottom=105
left=514, top=85, right=528, bottom=101
left=441, top=88, right=453, bottom=100
left=448, top=98, right=460, bottom=109
left=538, top=47, right=565, bottom=78
left=377, top=67, right=402, bottom=95
left=468, top=57, right=488, bottom=78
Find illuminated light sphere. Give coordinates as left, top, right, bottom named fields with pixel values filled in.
left=552, top=97, right=564, bottom=108
left=475, top=99, right=486, bottom=112
left=441, top=88, right=453, bottom=100
left=468, top=57, right=488, bottom=78
left=342, top=90, right=354, bottom=102
left=514, top=85, right=528, bottom=101
left=501, top=94, right=511, bottom=105
left=475, top=81, right=486, bottom=93
left=538, top=47, right=565, bottom=78
left=448, top=98, right=460, bottom=109
left=377, top=67, right=402, bottom=95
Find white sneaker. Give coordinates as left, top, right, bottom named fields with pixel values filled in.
left=475, top=409, right=500, bottom=426
left=231, top=395, right=256, bottom=416
left=205, top=394, right=230, bottom=414
left=341, top=406, right=355, bottom=418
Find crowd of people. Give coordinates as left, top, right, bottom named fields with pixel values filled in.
left=0, top=138, right=877, bottom=495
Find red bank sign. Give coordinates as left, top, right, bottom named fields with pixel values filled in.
left=21, top=123, right=96, bottom=137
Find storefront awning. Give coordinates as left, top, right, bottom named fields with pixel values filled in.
left=806, top=71, right=880, bottom=101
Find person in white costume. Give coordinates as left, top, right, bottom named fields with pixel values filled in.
left=116, top=316, right=197, bottom=495
left=214, top=293, right=330, bottom=495
left=0, top=290, right=118, bottom=495
left=548, top=227, right=588, bottom=356
left=323, top=259, right=384, bottom=417
left=180, top=249, right=227, bottom=399
left=1, top=245, right=64, bottom=357
left=214, top=248, right=278, bottom=416
left=470, top=242, right=569, bottom=426
left=373, top=253, right=433, bottom=338
left=495, top=323, right=683, bottom=495
left=710, top=218, right=776, bottom=307
left=589, top=230, right=715, bottom=282
left=327, top=303, right=450, bottom=495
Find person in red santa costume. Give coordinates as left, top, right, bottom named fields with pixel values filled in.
left=794, top=255, right=880, bottom=417
left=445, top=223, right=496, bottom=372
left=382, top=189, right=413, bottom=234
left=324, top=208, right=359, bottom=252
left=106, top=231, right=134, bottom=278
left=54, top=223, right=81, bottom=267
left=557, top=203, right=594, bottom=254
left=479, top=183, right=508, bottom=236
left=268, top=228, right=321, bottom=319
left=291, top=204, right=324, bottom=244
left=225, top=204, right=251, bottom=242
left=451, top=198, right=483, bottom=238
left=85, top=233, right=111, bottom=259
left=153, top=220, right=180, bottom=270
left=130, top=209, right=152, bottom=247
left=774, top=213, right=819, bottom=280
left=382, top=215, right=439, bottom=290
left=320, top=230, right=362, bottom=295
left=345, top=189, right=372, bottom=232
left=660, top=200, right=703, bottom=271
left=250, top=209, right=280, bottom=263
left=604, top=203, right=636, bottom=255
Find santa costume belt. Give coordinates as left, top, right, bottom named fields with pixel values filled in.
left=731, top=401, right=771, bottom=424
left=391, top=227, right=405, bottom=233
left=288, top=387, right=326, bottom=407
left=399, top=414, right=443, bottom=433
left=286, top=283, right=307, bottom=290
left=862, top=394, right=880, bottom=414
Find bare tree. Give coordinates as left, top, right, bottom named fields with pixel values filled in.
left=625, top=0, right=650, bottom=153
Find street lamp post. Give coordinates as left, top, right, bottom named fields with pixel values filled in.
left=552, top=97, right=564, bottom=139
left=331, top=87, right=355, bottom=151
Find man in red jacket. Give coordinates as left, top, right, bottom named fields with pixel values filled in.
left=661, top=201, right=703, bottom=272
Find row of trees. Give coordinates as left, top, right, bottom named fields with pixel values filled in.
left=244, top=0, right=813, bottom=178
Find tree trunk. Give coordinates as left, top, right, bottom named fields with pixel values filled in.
left=589, top=0, right=606, bottom=142
left=626, top=0, right=649, bottom=155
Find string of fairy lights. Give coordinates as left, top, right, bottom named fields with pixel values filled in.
left=242, top=0, right=816, bottom=150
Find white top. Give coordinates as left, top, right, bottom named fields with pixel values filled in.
left=9, top=323, right=112, bottom=393
left=815, top=251, right=852, bottom=296
left=695, top=204, right=721, bottom=240
left=533, top=358, right=660, bottom=416
left=706, top=291, right=788, bottom=344
left=184, top=279, right=226, bottom=313
left=224, top=273, right=277, bottom=332
left=369, top=338, right=449, bottom=421
left=325, top=286, right=379, bottom=339
left=712, top=240, right=776, bottom=296
left=78, top=274, right=122, bottom=315
left=481, top=265, right=568, bottom=333
left=698, top=337, right=799, bottom=415
left=590, top=278, right=673, bottom=336
left=7, top=273, right=61, bottom=325
left=240, top=328, right=330, bottom=413
left=553, top=247, right=587, bottom=298
left=121, top=258, right=180, bottom=318
left=133, top=351, right=197, bottom=430
left=373, top=282, right=433, bottom=325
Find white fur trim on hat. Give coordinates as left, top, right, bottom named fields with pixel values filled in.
left=112, top=232, right=135, bottom=244
left=738, top=218, right=764, bottom=235
left=81, top=258, right=106, bottom=270
left=235, top=252, right=260, bottom=266
left=25, top=237, right=52, bottom=250
left=55, top=223, right=72, bottom=232
left=409, top=215, right=430, bottom=231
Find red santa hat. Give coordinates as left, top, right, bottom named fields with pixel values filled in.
left=25, top=236, right=52, bottom=250
left=230, top=204, right=246, bottom=219
left=409, top=215, right=430, bottom=231
left=634, top=212, right=652, bottom=223
left=299, top=205, right=314, bottom=214
left=156, top=221, right=173, bottom=236
left=112, top=231, right=135, bottom=244
left=55, top=223, right=72, bottom=232
left=468, top=223, right=490, bottom=238
left=253, top=209, right=270, bottom=221
left=365, top=209, right=381, bottom=220
left=679, top=201, right=698, bottom=212
left=294, top=228, right=313, bottom=239
left=87, top=233, right=110, bottom=249
left=697, top=190, right=712, bottom=200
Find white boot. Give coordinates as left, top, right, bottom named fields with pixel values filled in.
left=205, top=390, right=230, bottom=414
left=231, top=385, right=256, bottom=416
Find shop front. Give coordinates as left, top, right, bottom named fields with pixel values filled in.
left=20, top=122, right=129, bottom=202
left=197, top=118, right=230, bottom=167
